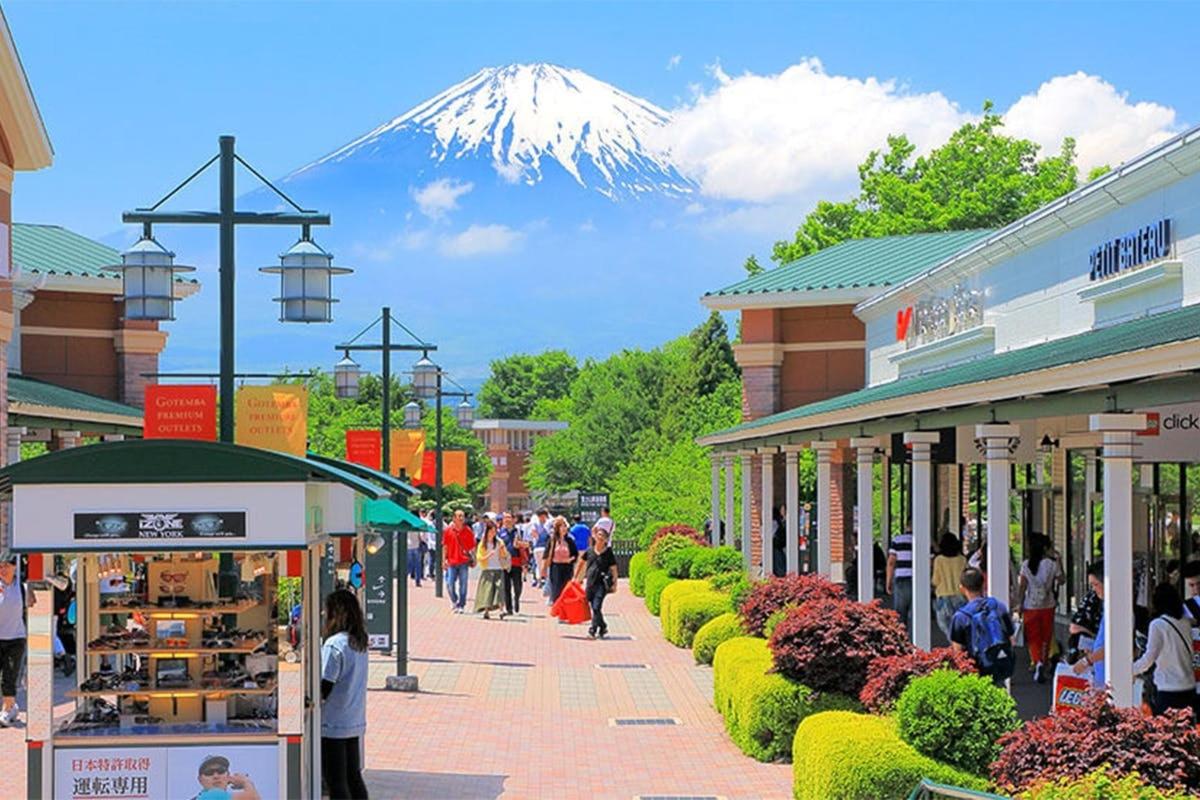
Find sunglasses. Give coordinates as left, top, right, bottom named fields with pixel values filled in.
left=200, top=766, right=228, bottom=777
left=160, top=573, right=188, bottom=583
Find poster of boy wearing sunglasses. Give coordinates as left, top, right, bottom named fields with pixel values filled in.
left=186, top=754, right=261, bottom=800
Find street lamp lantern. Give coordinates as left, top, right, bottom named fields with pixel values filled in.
left=411, top=354, right=438, bottom=400
left=333, top=351, right=362, bottom=399
left=260, top=234, right=352, bottom=323
left=105, top=235, right=194, bottom=321
left=456, top=398, right=474, bottom=427
left=403, top=400, right=422, bottom=429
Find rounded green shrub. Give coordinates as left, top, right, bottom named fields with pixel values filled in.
left=896, top=669, right=1018, bottom=776
left=792, top=711, right=991, bottom=799
left=643, top=569, right=674, bottom=616
left=663, top=586, right=732, bottom=648
left=714, top=637, right=859, bottom=763
left=629, top=551, right=650, bottom=597
left=692, top=612, right=742, bottom=665
left=661, top=545, right=705, bottom=579
left=710, top=572, right=756, bottom=612
left=689, top=546, right=744, bottom=579
left=659, top=579, right=711, bottom=637
left=647, top=532, right=699, bottom=569
left=1019, top=768, right=1188, bottom=799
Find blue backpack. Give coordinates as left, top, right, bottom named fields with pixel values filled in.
left=965, top=598, right=1014, bottom=679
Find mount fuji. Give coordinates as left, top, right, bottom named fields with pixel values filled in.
left=164, top=64, right=756, bottom=381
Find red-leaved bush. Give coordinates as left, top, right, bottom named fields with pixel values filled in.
left=652, top=524, right=707, bottom=548
left=990, top=693, right=1200, bottom=794
left=859, top=647, right=977, bottom=713
left=768, top=598, right=910, bottom=695
left=738, top=573, right=843, bottom=636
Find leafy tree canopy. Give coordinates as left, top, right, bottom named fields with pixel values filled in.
left=771, top=104, right=1080, bottom=264
left=743, top=254, right=763, bottom=277
left=475, top=350, right=578, bottom=419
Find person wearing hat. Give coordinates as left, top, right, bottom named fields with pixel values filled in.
left=0, top=555, right=31, bottom=727
left=190, top=754, right=261, bottom=800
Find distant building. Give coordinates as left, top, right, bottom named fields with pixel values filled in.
left=472, top=418, right=568, bottom=512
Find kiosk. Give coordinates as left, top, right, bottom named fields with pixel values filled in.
left=1, top=440, right=389, bottom=800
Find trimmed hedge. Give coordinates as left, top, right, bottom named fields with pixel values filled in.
left=692, top=612, right=742, bottom=665
left=647, top=533, right=699, bottom=569
left=1019, top=768, right=1189, bottom=799
left=714, top=637, right=858, bottom=763
left=792, top=711, right=991, bottom=799
left=629, top=551, right=650, bottom=597
left=662, top=545, right=706, bottom=579
left=896, top=669, right=1018, bottom=775
left=644, top=569, right=675, bottom=616
left=689, top=546, right=744, bottom=579
left=658, top=579, right=712, bottom=637
left=663, top=585, right=733, bottom=648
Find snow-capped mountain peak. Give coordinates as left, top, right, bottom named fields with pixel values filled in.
left=299, top=63, right=693, bottom=199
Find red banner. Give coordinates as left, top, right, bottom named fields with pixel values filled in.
left=413, top=449, right=467, bottom=487
left=345, top=430, right=382, bottom=470
left=144, top=385, right=217, bottom=440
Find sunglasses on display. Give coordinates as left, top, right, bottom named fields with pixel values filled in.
left=200, top=766, right=228, bottom=777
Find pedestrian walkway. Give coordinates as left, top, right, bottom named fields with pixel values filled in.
left=364, top=577, right=793, bottom=799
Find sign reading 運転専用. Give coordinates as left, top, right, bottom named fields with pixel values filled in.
left=144, top=384, right=217, bottom=440
left=234, top=385, right=308, bottom=457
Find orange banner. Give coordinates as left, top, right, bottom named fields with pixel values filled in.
left=234, top=385, right=308, bottom=456
left=144, top=384, right=216, bottom=440
left=345, top=430, right=382, bottom=470
left=414, top=449, right=467, bottom=487
left=389, top=429, right=425, bottom=480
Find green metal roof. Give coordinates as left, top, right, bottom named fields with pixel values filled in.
left=706, top=230, right=993, bottom=298
left=12, top=223, right=197, bottom=282
left=8, top=373, right=142, bottom=422
left=708, top=302, right=1200, bottom=443
left=364, top=498, right=433, bottom=531
left=307, top=451, right=419, bottom=497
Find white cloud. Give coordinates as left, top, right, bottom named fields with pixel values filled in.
left=578, top=219, right=596, bottom=233
left=1002, top=72, right=1177, bottom=173
left=350, top=230, right=431, bottom=262
left=411, top=178, right=473, bottom=220
left=684, top=202, right=705, bottom=216
left=439, top=224, right=525, bottom=258
left=659, top=59, right=1180, bottom=206
left=667, top=54, right=682, bottom=71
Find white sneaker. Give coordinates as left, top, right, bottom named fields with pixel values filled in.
left=0, top=709, right=12, bottom=727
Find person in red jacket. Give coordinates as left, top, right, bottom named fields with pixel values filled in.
left=444, top=510, right=476, bottom=613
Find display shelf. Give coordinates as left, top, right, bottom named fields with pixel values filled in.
left=85, top=639, right=270, bottom=656
left=97, top=598, right=261, bottom=616
left=66, top=682, right=276, bottom=699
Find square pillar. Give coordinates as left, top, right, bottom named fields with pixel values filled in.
left=740, top=451, right=754, bottom=571
left=783, top=445, right=803, bottom=575
left=710, top=454, right=722, bottom=547
left=852, top=438, right=880, bottom=603
left=1090, top=413, right=1146, bottom=709
left=975, top=424, right=1020, bottom=608
left=51, top=430, right=82, bottom=451
left=723, top=453, right=736, bottom=548
left=758, top=447, right=777, bottom=578
left=904, top=431, right=940, bottom=651
left=6, top=426, right=24, bottom=467
left=811, top=441, right=838, bottom=579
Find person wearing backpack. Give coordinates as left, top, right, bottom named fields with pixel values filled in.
left=950, top=567, right=1016, bottom=686
left=1018, top=535, right=1061, bottom=684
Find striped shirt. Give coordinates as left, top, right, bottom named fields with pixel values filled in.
left=889, top=532, right=913, bottom=579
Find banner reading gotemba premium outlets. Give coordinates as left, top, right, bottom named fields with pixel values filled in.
left=234, top=385, right=308, bottom=456
left=345, top=430, right=382, bottom=470
left=389, top=429, right=425, bottom=480
left=414, top=449, right=467, bottom=487
left=143, top=384, right=217, bottom=440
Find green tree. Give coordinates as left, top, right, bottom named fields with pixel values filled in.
left=772, top=104, right=1080, bottom=264
left=743, top=253, right=764, bottom=277
left=475, top=350, right=578, bottom=419
left=688, top=311, right=739, bottom=397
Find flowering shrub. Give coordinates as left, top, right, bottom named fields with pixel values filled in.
left=896, top=669, right=1018, bottom=775
left=1018, top=767, right=1188, bottom=799
left=769, top=599, right=910, bottom=695
left=859, top=647, right=977, bottom=713
left=647, top=532, right=701, bottom=569
left=739, top=573, right=843, bottom=636
left=689, top=545, right=744, bottom=579
left=991, top=694, right=1200, bottom=794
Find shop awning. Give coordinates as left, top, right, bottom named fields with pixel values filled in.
left=0, top=439, right=390, bottom=500
left=306, top=452, right=419, bottom=497
left=363, top=499, right=433, bottom=531
left=701, top=302, right=1200, bottom=448
left=8, top=373, right=143, bottom=434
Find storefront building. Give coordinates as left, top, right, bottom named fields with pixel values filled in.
left=700, top=124, right=1200, bottom=708
left=472, top=418, right=568, bottom=512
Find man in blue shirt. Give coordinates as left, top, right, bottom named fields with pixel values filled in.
left=570, top=514, right=591, bottom=555
left=950, top=566, right=1016, bottom=686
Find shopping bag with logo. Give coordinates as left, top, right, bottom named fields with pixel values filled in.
left=550, top=580, right=591, bottom=625
left=1051, top=662, right=1092, bottom=715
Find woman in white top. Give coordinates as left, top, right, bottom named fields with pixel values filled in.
left=1132, top=582, right=1197, bottom=716
left=1017, top=535, right=1061, bottom=684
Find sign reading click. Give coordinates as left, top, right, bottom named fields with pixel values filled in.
left=1088, top=218, right=1171, bottom=281
left=74, top=511, right=247, bottom=541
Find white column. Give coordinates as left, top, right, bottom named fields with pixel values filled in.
left=6, top=427, right=25, bottom=467
left=759, top=447, right=776, bottom=577
left=740, top=451, right=754, bottom=571
left=783, top=446, right=802, bottom=575
left=811, top=442, right=837, bottom=579
left=1090, top=413, right=1146, bottom=708
left=904, top=431, right=940, bottom=650
left=710, top=454, right=721, bottom=547
left=852, top=438, right=880, bottom=603
left=948, top=464, right=962, bottom=535
left=723, top=453, right=735, bottom=548
left=976, top=424, right=1019, bottom=609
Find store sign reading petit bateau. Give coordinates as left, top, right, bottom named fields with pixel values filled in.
left=143, top=384, right=217, bottom=440
left=234, top=385, right=308, bottom=456
left=1088, top=218, right=1171, bottom=281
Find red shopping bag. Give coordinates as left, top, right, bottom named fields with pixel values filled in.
left=551, top=580, right=591, bottom=625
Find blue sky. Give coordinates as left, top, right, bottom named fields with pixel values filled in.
left=8, top=1, right=1199, bottom=239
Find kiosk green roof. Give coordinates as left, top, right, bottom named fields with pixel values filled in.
left=364, top=499, right=433, bottom=531
left=306, top=451, right=419, bottom=497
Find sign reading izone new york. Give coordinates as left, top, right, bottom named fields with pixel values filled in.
left=1088, top=218, right=1172, bottom=281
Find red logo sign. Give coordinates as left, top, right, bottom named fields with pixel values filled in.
left=144, top=385, right=216, bottom=440
left=895, top=306, right=913, bottom=341
left=1139, top=412, right=1161, bottom=437
left=345, top=430, right=382, bottom=470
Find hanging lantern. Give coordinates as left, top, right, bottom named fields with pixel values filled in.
left=260, top=235, right=352, bottom=323
left=105, top=236, right=194, bottom=321
left=334, top=351, right=362, bottom=399
left=411, top=354, right=438, bottom=400
left=403, top=400, right=422, bottom=429
left=456, top=399, right=474, bottom=427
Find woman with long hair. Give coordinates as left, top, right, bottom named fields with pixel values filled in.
left=931, top=532, right=967, bottom=640
left=574, top=527, right=618, bottom=638
left=321, top=589, right=369, bottom=800
left=474, top=518, right=509, bottom=619
left=1133, top=582, right=1197, bottom=715
left=541, top=515, right=579, bottom=604
left=1018, top=534, right=1061, bottom=683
